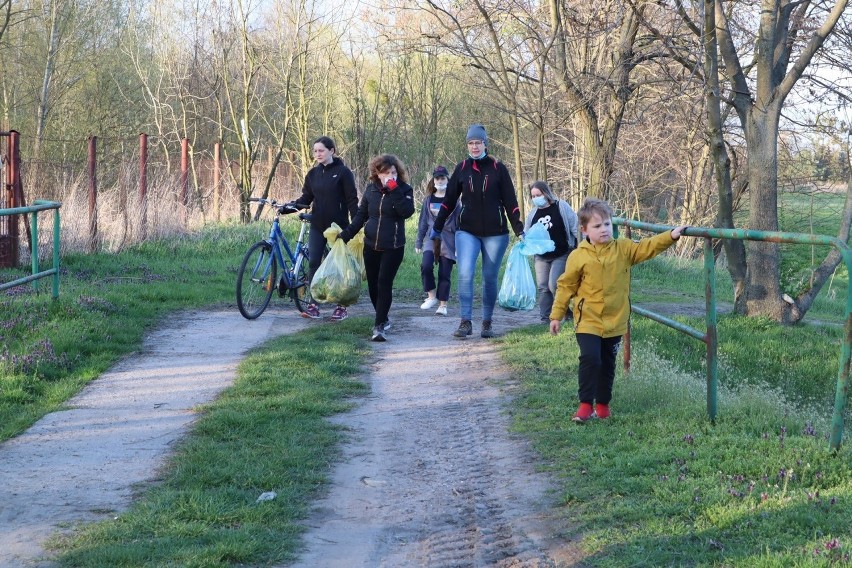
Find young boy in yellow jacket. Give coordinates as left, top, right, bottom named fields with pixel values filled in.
left=549, top=198, right=688, bottom=422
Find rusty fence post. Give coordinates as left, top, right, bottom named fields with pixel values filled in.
left=1, top=131, right=21, bottom=267
left=88, top=136, right=98, bottom=253
left=139, top=133, right=147, bottom=241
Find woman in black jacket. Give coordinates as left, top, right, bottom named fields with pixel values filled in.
left=431, top=124, right=524, bottom=339
left=340, top=154, right=415, bottom=341
left=294, top=136, right=359, bottom=320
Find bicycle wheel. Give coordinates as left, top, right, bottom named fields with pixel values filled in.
left=237, top=241, right=277, bottom=319
left=291, top=251, right=315, bottom=314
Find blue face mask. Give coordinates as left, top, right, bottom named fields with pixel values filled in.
left=532, top=196, right=548, bottom=208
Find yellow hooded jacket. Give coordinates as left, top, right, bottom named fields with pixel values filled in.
left=550, top=231, right=677, bottom=338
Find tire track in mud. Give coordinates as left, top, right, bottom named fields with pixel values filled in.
left=288, top=308, right=580, bottom=567
left=0, top=303, right=582, bottom=567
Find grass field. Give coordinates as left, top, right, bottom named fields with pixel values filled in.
left=1, top=204, right=850, bottom=566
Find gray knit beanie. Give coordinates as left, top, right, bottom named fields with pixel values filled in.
left=466, top=123, right=488, bottom=145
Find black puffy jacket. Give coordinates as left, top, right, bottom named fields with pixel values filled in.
left=341, top=181, right=416, bottom=250
left=295, top=157, right=359, bottom=232
left=433, top=154, right=524, bottom=238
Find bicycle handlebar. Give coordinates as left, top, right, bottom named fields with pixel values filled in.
left=248, top=197, right=309, bottom=214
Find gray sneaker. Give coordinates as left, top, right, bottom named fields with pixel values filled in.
left=371, top=325, right=386, bottom=342
left=481, top=320, right=494, bottom=338
left=453, top=320, right=473, bottom=338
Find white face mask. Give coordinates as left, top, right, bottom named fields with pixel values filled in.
left=435, top=182, right=448, bottom=192
left=379, top=174, right=397, bottom=186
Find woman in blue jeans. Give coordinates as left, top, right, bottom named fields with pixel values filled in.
left=431, top=124, right=525, bottom=338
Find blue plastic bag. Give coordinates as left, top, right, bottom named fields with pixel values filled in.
left=498, top=244, right=536, bottom=311
left=516, top=222, right=555, bottom=256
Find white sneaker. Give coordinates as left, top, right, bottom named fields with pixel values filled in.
left=435, top=305, right=447, bottom=316
left=420, top=297, right=439, bottom=309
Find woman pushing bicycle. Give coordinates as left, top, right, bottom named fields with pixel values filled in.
left=292, top=136, right=359, bottom=320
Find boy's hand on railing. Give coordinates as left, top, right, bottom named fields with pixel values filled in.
left=671, top=225, right=689, bottom=240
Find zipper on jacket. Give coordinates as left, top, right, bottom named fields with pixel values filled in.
left=374, top=189, right=384, bottom=251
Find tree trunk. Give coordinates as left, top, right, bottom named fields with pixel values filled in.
left=509, top=111, right=525, bottom=217
left=703, top=0, right=747, bottom=311
left=742, top=106, right=788, bottom=321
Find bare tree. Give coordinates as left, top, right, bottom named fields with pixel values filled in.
left=710, top=0, right=849, bottom=321
left=420, top=0, right=534, bottom=205
left=546, top=0, right=650, bottom=201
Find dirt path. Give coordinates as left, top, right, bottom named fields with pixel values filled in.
left=0, top=302, right=581, bottom=567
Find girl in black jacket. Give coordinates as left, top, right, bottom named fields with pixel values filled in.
left=340, top=154, right=415, bottom=341
left=294, top=136, right=359, bottom=320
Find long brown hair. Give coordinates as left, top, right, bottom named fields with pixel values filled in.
left=368, top=154, right=409, bottom=185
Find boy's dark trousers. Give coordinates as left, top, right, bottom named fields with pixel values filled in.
left=576, top=333, right=622, bottom=404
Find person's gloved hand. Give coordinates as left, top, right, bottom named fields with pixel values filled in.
left=380, top=178, right=398, bottom=194
left=429, top=228, right=441, bottom=241
left=323, top=224, right=342, bottom=244
left=415, top=247, right=422, bottom=254
left=278, top=202, right=299, bottom=215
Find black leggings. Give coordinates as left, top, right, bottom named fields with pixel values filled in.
left=364, top=246, right=405, bottom=326
left=307, top=227, right=328, bottom=285
left=576, top=333, right=622, bottom=405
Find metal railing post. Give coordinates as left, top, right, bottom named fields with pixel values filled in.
left=829, top=248, right=852, bottom=451
left=0, top=200, right=62, bottom=297
left=30, top=208, right=39, bottom=292
left=52, top=206, right=60, bottom=298
left=704, top=237, right=718, bottom=423
left=614, top=218, right=851, bottom=452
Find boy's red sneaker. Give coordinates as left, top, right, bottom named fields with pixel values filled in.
left=594, top=403, right=610, bottom=419
left=572, top=402, right=594, bottom=423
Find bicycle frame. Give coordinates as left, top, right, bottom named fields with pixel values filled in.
left=266, top=212, right=310, bottom=288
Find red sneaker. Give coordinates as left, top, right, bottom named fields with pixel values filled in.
left=594, top=403, right=610, bottom=419
left=331, top=305, right=348, bottom=321
left=301, top=303, right=320, bottom=319
left=572, top=402, right=594, bottom=423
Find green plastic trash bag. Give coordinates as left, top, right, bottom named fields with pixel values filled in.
left=312, top=223, right=362, bottom=306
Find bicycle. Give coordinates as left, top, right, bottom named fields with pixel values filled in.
left=236, top=198, right=315, bottom=319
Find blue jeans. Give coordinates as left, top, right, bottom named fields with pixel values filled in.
left=455, top=230, right=509, bottom=322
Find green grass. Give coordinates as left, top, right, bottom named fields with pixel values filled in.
left=3, top=207, right=852, bottom=566
left=501, top=326, right=852, bottom=567
left=1, top=222, right=262, bottom=440
left=52, top=320, right=369, bottom=567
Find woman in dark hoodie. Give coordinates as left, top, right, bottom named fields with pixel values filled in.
left=340, top=154, right=415, bottom=342
left=293, top=136, right=359, bottom=320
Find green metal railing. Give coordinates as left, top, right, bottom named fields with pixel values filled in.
left=614, top=218, right=851, bottom=452
left=0, top=200, right=62, bottom=298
